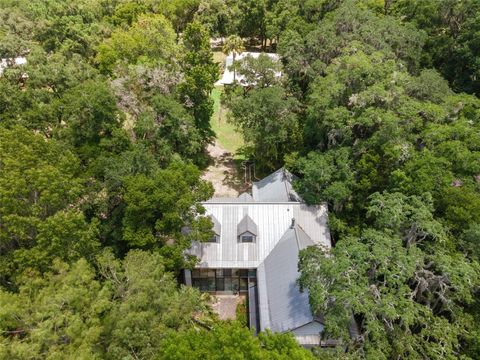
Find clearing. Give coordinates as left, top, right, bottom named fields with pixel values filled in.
left=202, top=52, right=247, bottom=197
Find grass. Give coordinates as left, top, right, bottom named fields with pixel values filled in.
left=210, top=86, right=244, bottom=156
left=213, top=51, right=227, bottom=66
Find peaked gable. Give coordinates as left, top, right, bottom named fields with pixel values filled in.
left=252, top=168, right=301, bottom=202
left=237, top=214, right=258, bottom=236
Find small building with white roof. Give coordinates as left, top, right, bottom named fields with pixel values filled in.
left=216, top=52, right=281, bottom=86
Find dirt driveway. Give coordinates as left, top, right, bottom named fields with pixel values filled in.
left=202, top=141, right=249, bottom=197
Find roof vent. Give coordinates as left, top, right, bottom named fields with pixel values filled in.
left=290, top=217, right=296, bottom=229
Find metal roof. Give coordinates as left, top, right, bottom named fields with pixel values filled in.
left=257, top=226, right=316, bottom=333
left=189, top=202, right=330, bottom=268
left=237, top=214, right=258, bottom=236
left=238, top=192, right=254, bottom=201
left=211, top=215, right=221, bottom=236
left=252, top=168, right=302, bottom=202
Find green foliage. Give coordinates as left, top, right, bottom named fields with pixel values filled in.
left=158, top=322, right=316, bottom=360
left=134, top=95, right=204, bottom=164
left=299, top=193, right=480, bottom=359
left=276, top=2, right=480, bottom=357
left=392, top=0, right=480, bottom=94
left=0, top=258, right=107, bottom=359
left=96, top=14, right=178, bottom=73
left=2, top=0, right=480, bottom=357
left=122, top=161, right=214, bottom=269
left=0, top=126, right=100, bottom=283
left=0, top=250, right=211, bottom=359
left=236, top=298, right=248, bottom=327
left=294, top=148, right=355, bottom=211
left=228, top=85, right=301, bottom=170
left=234, top=53, right=282, bottom=88
left=179, top=21, right=219, bottom=139
left=59, top=79, right=122, bottom=153
left=195, top=0, right=242, bottom=37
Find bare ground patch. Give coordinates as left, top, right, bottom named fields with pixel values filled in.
left=202, top=141, right=249, bottom=197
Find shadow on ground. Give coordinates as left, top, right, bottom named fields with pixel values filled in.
left=202, top=141, right=250, bottom=197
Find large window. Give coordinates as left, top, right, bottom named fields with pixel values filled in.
left=191, top=268, right=257, bottom=293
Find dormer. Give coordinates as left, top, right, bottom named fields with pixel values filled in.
left=237, top=214, right=258, bottom=243
left=207, top=215, right=221, bottom=243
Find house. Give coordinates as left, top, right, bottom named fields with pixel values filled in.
left=216, top=51, right=281, bottom=86
left=185, top=168, right=332, bottom=346
left=0, top=57, right=27, bottom=76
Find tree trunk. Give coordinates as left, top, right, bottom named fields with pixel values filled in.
left=233, top=52, right=236, bottom=82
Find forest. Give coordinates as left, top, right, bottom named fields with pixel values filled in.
left=0, top=0, right=479, bottom=359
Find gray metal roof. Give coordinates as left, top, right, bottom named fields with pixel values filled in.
left=189, top=202, right=330, bottom=268
left=295, top=223, right=315, bottom=250
left=257, top=226, right=315, bottom=333
left=237, top=214, right=258, bottom=236
left=211, top=215, right=221, bottom=236
left=238, top=192, right=254, bottom=201
left=252, top=168, right=302, bottom=202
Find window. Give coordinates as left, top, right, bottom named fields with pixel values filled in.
left=191, top=268, right=257, bottom=293
left=241, top=234, right=254, bottom=243
left=207, top=234, right=219, bottom=243
left=240, top=278, right=248, bottom=291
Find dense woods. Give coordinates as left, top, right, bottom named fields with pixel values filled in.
left=0, top=0, right=479, bottom=359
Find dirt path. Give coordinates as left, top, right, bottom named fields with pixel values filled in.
left=202, top=141, right=248, bottom=197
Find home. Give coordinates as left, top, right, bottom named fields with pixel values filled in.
left=216, top=51, right=281, bottom=86
left=0, top=57, right=27, bottom=76
left=185, top=168, right=332, bottom=346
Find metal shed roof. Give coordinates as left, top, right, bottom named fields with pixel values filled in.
left=257, top=226, right=316, bottom=333
left=252, top=168, right=302, bottom=202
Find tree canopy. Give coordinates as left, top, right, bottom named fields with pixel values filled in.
left=1, top=0, right=480, bottom=359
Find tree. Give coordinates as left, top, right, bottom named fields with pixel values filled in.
left=194, top=0, right=242, bottom=38
left=96, top=14, right=178, bottom=73
left=222, top=35, right=245, bottom=82
left=121, top=161, right=214, bottom=270
left=0, top=259, right=108, bottom=359
left=98, top=250, right=212, bottom=359
left=233, top=53, right=282, bottom=88
left=0, top=250, right=214, bottom=359
left=392, top=0, right=480, bottom=94
left=179, top=21, right=219, bottom=140
left=58, top=79, right=122, bottom=160
left=299, top=193, right=480, bottom=359
left=0, top=126, right=99, bottom=284
left=134, top=95, right=204, bottom=164
left=158, top=322, right=317, bottom=360
left=293, top=148, right=355, bottom=212
left=228, top=85, right=301, bottom=170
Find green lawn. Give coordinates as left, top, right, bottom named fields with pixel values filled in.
left=213, top=51, right=226, bottom=66
left=210, top=86, right=244, bottom=156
